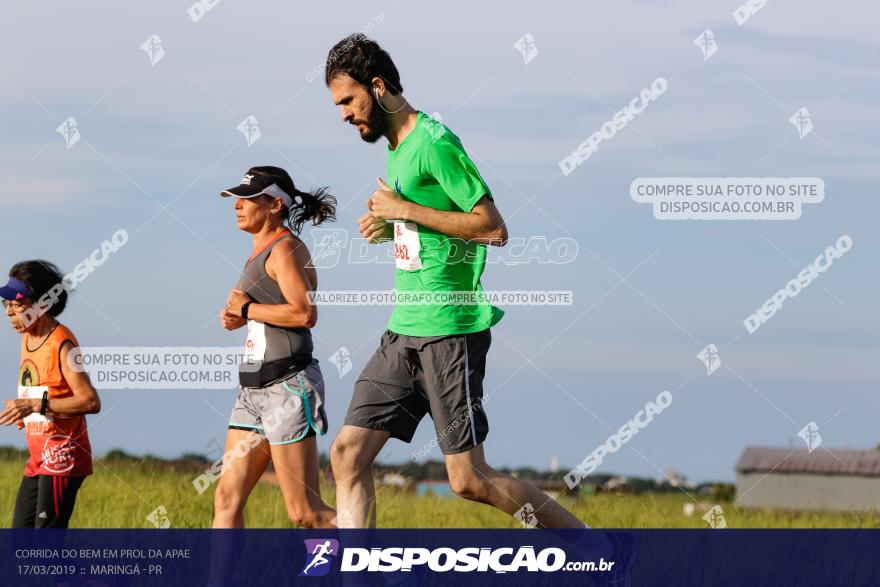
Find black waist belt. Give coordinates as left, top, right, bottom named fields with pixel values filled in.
left=239, top=353, right=312, bottom=388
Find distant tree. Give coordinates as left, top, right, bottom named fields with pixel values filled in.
left=0, top=446, right=28, bottom=460
left=104, top=449, right=137, bottom=461
left=179, top=452, right=211, bottom=464
left=710, top=483, right=736, bottom=502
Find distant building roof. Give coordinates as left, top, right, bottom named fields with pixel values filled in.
left=736, top=447, right=880, bottom=477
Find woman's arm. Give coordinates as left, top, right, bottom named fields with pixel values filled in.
left=52, top=341, right=102, bottom=416
left=0, top=341, right=101, bottom=424
left=226, top=238, right=317, bottom=329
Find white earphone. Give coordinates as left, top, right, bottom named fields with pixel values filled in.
left=373, top=86, right=407, bottom=114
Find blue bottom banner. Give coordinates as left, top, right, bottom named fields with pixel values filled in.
left=1, top=529, right=875, bottom=586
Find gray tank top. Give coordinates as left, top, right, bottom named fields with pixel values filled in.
left=238, top=232, right=313, bottom=367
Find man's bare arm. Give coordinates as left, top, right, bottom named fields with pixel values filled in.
left=369, top=177, right=508, bottom=246
left=402, top=196, right=508, bottom=246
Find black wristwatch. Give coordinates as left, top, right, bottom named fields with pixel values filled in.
left=241, top=301, right=253, bottom=321
left=39, top=391, right=49, bottom=416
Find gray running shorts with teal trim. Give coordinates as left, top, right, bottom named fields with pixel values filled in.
left=228, top=359, right=328, bottom=445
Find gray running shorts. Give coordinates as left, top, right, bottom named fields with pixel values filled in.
left=344, top=329, right=491, bottom=455
left=229, top=359, right=327, bottom=445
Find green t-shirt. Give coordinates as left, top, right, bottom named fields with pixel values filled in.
left=386, top=112, right=504, bottom=336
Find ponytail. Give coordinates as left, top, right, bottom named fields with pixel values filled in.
left=286, top=187, right=337, bottom=234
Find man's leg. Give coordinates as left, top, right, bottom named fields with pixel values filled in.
left=445, top=444, right=621, bottom=572
left=417, top=329, right=584, bottom=525
left=335, top=331, right=429, bottom=528
left=445, top=444, right=584, bottom=528
left=330, top=425, right=391, bottom=528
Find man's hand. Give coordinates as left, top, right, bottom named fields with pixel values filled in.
left=226, top=289, right=251, bottom=318
left=220, top=308, right=246, bottom=330
left=0, top=399, right=38, bottom=426
left=358, top=210, right=392, bottom=243
left=369, top=178, right=411, bottom=221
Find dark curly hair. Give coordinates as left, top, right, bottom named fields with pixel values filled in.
left=324, top=34, right=403, bottom=95
left=9, top=260, right=67, bottom=316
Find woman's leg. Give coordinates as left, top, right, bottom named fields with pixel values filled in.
left=40, top=476, right=85, bottom=528
left=270, top=434, right=336, bottom=528
left=212, top=428, right=272, bottom=528
left=11, top=476, right=38, bottom=528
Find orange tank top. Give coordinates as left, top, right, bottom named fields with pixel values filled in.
left=19, top=322, right=93, bottom=477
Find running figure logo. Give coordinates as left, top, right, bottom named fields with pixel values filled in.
left=328, top=347, right=352, bottom=378
left=515, top=503, right=538, bottom=528
left=513, top=33, right=538, bottom=65
left=693, top=29, right=717, bottom=61
left=789, top=107, right=813, bottom=139
left=798, top=421, right=822, bottom=453
left=146, top=505, right=172, bottom=529
left=696, top=344, right=721, bottom=375
left=300, top=539, right=339, bottom=577
left=237, top=115, right=262, bottom=147
left=424, top=112, right=447, bottom=142
left=702, top=505, right=727, bottom=529
left=310, top=228, right=348, bottom=268
left=56, top=117, right=80, bottom=149
left=140, top=34, right=165, bottom=66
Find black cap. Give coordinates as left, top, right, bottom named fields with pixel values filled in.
left=221, top=166, right=298, bottom=208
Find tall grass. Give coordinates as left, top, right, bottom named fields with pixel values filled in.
left=2, top=460, right=878, bottom=528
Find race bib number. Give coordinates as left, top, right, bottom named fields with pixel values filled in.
left=244, top=320, right=267, bottom=363
left=393, top=221, right=422, bottom=270
left=18, top=386, right=51, bottom=425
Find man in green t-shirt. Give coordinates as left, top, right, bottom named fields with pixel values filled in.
left=324, top=35, right=586, bottom=530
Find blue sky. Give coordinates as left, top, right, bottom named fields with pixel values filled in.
left=0, top=1, right=876, bottom=483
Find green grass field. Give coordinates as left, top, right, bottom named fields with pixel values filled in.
left=3, top=458, right=879, bottom=528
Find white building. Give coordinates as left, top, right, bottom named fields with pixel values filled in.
left=736, top=447, right=880, bottom=512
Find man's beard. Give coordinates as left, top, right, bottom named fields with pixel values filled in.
left=358, top=97, right=388, bottom=143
